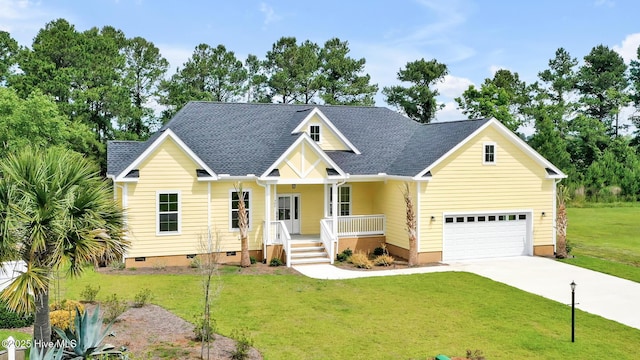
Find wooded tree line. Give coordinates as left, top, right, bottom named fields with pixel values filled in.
left=2, top=18, right=640, bottom=201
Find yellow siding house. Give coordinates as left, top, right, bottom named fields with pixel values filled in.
left=107, top=102, right=566, bottom=268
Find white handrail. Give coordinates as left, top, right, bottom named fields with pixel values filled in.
left=320, top=219, right=336, bottom=264
left=333, top=214, right=385, bottom=236
left=269, top=221, right=292, bottom=267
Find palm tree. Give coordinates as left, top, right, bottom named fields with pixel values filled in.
left=0, top=147, right=128, bottom=346
left=402, top=182, right=418, bottom=266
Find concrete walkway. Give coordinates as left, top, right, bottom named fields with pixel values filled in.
left=293, top=256, right=640, bottom=330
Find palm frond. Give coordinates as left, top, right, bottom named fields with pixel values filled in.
left=0, top=263, right=50, bottom=314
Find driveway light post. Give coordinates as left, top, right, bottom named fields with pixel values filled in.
left=570, top=281, right=576, bottom=343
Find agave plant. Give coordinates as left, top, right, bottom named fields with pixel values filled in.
left=54, top=306, right=123, bottom=359
left=29, top=347, right=64, bottom=360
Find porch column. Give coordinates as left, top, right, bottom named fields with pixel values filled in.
left=264, top=183, right=271, bottom=261
left=332, top=183, right=338, bottom=236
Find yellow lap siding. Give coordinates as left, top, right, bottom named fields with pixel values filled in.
left=209, top=181, right=264, bottom=252
left=125, top=138, right=209, bottom=257
left=299, top=114, right=349, bottom=151
left=350, top=182, right=377, bottom=215
left=123, top=138, right=265, bottom=258
left=419, top=126, right=554, bottom=253
left=377, top=180, right=414, bottom=250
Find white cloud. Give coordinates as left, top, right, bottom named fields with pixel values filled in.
left=0, top=0, right=66, bottom=45
left=157, top=44, right=193, bottom=75
left=613, top=33, right=640, bottom=64
left=489, top=64, right=509, bottom=76
left=259, top=2, right=282, bottom=26
left=594, top=0, right=615, bottom=7
left=437, top=75, right=474, bottom=98
left=436, top=101, right=466, bottom=122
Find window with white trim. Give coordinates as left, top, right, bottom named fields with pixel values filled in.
left=483, top=142, right=496, bottom=164
left=310, top=125, right=320, bottom=142
left=231, top=191, right=251, bottom=229
left=158, top=192, right=179, bottom=233
left=328, top=185, right=351, bottom=216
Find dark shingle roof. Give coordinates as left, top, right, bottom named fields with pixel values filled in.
left=107, top=102, right=490, bottom=178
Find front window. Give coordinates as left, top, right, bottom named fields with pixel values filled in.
left=483, top=143, right=496, bottom=164
left=328, top=185, right=351, bottom=216
left=310, top=125, right=320, bottom=142
left=231, top=191, right=251, bottom=229
left=158, top=192, right=179, bottom=233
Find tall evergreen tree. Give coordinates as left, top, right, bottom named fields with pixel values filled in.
left=121, top=36, right=168, bottom=139
left=318, top=38, right=378, bottom=106
left=0, top=31, right=18, bottom=85
left=264, top=37, right=321, bottom=104
left=244, top=54, right=270, bottom=103
left=159, top=43, right=247, bottom=121
left=575, top=45, right=628, bottom=137
left=456, top=69, right=530, bottom=132
left=383, top=58, right=448, bottom=123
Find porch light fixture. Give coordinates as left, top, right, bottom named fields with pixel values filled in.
left=292, top=184, right=296, bottom=189
left=541, top=211, right=546, bottom=217
left=430, top=216, right=435, bottom=221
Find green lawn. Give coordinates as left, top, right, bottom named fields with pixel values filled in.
left=59, top=269, right=640, bottom=360
left=563, top=206, right=640, bottom=282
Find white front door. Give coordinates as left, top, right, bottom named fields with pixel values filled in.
left=278, top=194, right=300, bottom=234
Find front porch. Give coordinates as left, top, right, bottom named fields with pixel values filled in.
left=266, top=215, right=386, bottom=266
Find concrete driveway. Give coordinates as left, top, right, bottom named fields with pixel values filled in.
left=294, top=256, right=640, bottom=330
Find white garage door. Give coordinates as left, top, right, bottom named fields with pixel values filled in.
left=443, top=212, right=531, bottom=261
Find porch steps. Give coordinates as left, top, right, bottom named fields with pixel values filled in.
left=289, top=239, right=331, bottom=265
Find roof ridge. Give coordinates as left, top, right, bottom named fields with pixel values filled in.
left=184, top=100, right=387, bottom=110
left=423, top=118, right=489, bottom=126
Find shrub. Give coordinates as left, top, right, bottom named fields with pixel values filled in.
left=373, top=254, right=395, bottom=266
left=110, top=261, right=125, bottom=270
left=466, top=349, right=486, bottom=360
left=230, top=328, right=254, bottom=360
left=49, top=300, right=85, bottom=332
left=269, top=257, right=284, bottom=267
left=250, top=256, right=257, bottom=264
left=189, top=257, right=201, bottom=269
left=193, top=315, right=216, bottom=342
left=80, top=284, right=101, bottom=303
left=336, top=248, right=353, bottom=262
left=373, top=247, right=385, bottom=256
left=0, top=300, right=33, bottom=328
left=348, top=252, right=373, bottom=269
left=102, top=294, right=128, bottom=323
left=133, top=288, right=154, bottom=308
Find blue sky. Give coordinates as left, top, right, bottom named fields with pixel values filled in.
left=1, top=0, right=639, bottom=122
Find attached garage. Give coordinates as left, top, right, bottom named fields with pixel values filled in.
left=442, top=211, right=532, bottom=261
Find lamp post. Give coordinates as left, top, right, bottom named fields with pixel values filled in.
left=570, top=281, right=576, bottom=343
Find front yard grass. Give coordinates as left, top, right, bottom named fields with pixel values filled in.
left=563, top=206, right=640, bottom=282
left=60, top=269, right=640, bottom=359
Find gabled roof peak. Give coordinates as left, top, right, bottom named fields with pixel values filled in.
left=291, top=107, right=361, bottom=154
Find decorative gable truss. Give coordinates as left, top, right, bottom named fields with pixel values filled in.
left=260, top=133, right=346, bottom=183
left=291, top=107, right=361, bottom=154
left=112, top=129, right=217, bottom=182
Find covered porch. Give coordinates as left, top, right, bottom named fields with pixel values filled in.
left=266, top=214, right=386, bottom=266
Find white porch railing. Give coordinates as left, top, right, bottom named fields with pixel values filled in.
left=335, top=215, right=385, bottom=236
left=269, top=221, right=292, bottom=267
left=320, top=219, right=336, bottom=265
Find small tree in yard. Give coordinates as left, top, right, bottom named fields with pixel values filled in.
left=556, top=185, right=569, bottom=258
left=402, top=182, right=418, bottom=266
left=234, top=183, right=251, bottom=268
left=196, top=230, right=223, bottom=360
